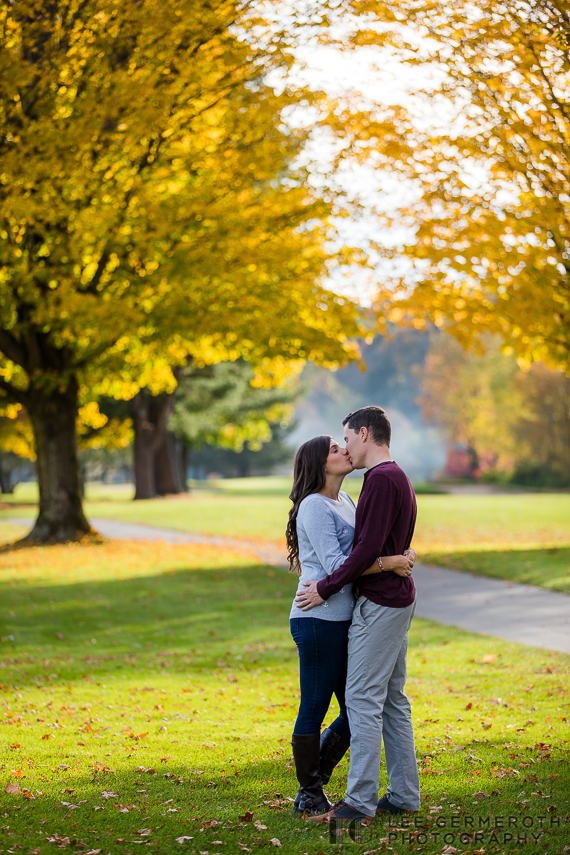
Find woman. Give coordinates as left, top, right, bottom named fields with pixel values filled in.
left=286, top=435, right=416, bottom=816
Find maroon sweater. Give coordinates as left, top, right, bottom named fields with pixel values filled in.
left=316, top=461, right=417, bottom=608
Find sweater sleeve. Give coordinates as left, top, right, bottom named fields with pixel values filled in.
left=300, top=498, right=352, bottom=576
left=316, top=475, right=400, bottom=599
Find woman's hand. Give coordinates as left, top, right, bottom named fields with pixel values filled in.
left=388, top=553, right=414, bottom=577
left=404, top=547, right=417, bottom=568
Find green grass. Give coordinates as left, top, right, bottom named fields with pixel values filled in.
left=424, top=546, right=570, bottom=595
left=1, top=480, right=569, bottom=591
left=0, top=540, right=569, bottom=854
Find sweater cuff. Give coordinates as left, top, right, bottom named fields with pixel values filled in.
left=316, top=578, right=330, bottom=601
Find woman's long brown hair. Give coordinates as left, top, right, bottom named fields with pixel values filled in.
left=286, top=435, right=331, bottom=574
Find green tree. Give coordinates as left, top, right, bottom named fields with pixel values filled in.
left=0, top=0, right=363, bottom=541
left=166, top=359, right=299, bottom=485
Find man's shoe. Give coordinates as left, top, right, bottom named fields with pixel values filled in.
left=376, top=793, right=416, bottom=815
left=308, top=799, right=373, bottom=824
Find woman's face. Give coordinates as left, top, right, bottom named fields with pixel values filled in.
left=325, top=439, right=354, bottom=477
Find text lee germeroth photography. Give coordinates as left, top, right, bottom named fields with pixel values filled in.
left=0, top=0, right=569, bottom=853
left=329, top=812, right=561, bottom=847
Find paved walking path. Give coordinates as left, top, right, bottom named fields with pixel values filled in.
left=3, top=517, right=569, bottom=654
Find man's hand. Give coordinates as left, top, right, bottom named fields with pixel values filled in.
left=295, top=580, right=324, bottom=611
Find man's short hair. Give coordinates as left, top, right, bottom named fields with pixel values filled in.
left=342, top=405, right=391, bottom=447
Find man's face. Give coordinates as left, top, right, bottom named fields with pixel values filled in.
left=343, top=426, right=367, bottom=469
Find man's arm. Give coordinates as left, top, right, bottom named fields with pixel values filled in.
left=295, top=475, right=399, bottom=609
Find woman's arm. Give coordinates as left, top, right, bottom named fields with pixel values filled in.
left=300, top=499, right=353, bottom=576
left=360, top=547, right=417, bottom=578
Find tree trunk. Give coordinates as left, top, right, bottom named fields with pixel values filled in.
left=0, top=455, right=13, bottom=493
left=26, top=379, right=92, bottom=542
left=466, top=443, right=480, bottom=478
left=154, top=431, right=186, bottom=495
left=129, top=387, right=181, bottom=499
left=180, top=443, right=189, bottom=491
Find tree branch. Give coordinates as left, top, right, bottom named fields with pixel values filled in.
left=0, top=329, right=28, bottom=369
left=0, top=377, right=29, bottom=406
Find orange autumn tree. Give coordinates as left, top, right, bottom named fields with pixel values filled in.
left=418, top=334, right=570, bottom=485
left=0, top=0, right=363, bottom=542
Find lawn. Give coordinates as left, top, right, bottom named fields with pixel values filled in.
left=1, top=480, right=569, bottom=591
left=0, top=540, right=569, bottom=854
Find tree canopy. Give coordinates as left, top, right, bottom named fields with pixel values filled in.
left=342, top=0, right=570, bottom=372
left=0, top=0, right=364, bottom=539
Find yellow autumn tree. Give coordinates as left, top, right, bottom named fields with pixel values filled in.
left=0, top=0, right=364, bottom=541
left=339, top=0, right=570, bottom=372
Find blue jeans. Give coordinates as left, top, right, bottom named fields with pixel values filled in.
left=290, top=617, right=351, bottom=739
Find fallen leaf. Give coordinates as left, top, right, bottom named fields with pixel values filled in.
left=269, top=839, right=282, bottom=848
left=442, top=847, right=458, bottom=854
left=483, top=654, right=495, bottom=664
left=237, top=846, right=251, bottom=852
left=465, top=702, right=472, bottom=710
left=254, top=820, right=268, bottom=830
left=239, top=811, right=254, bottom=822
left=41, top=733, right=53, bottom=740
left=473, top=791, right=490, bottom=799
left=9, top=743, right=21, bottom=750
left=176, top=838, right=194, bottom=845
left=138, top=829, right=152, bottom=837
left=5, top=782, right=20, bottom=795
left=86, top=850, right=102, bottom=855
left=101, top=790, right=119, bottom=799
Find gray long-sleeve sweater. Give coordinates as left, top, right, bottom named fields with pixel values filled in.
left=289, top=491, right=356, bottom=621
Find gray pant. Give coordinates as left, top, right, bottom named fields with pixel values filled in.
left=344, top=596, right=420, bottom=816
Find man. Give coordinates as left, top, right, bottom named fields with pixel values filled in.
left=295, top=405, right=420, bottom=822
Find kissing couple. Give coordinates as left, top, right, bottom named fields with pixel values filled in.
left=287, top=405, right=420, bottom=823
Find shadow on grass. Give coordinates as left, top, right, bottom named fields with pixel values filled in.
left=0, top=561, right=299, bottom=687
